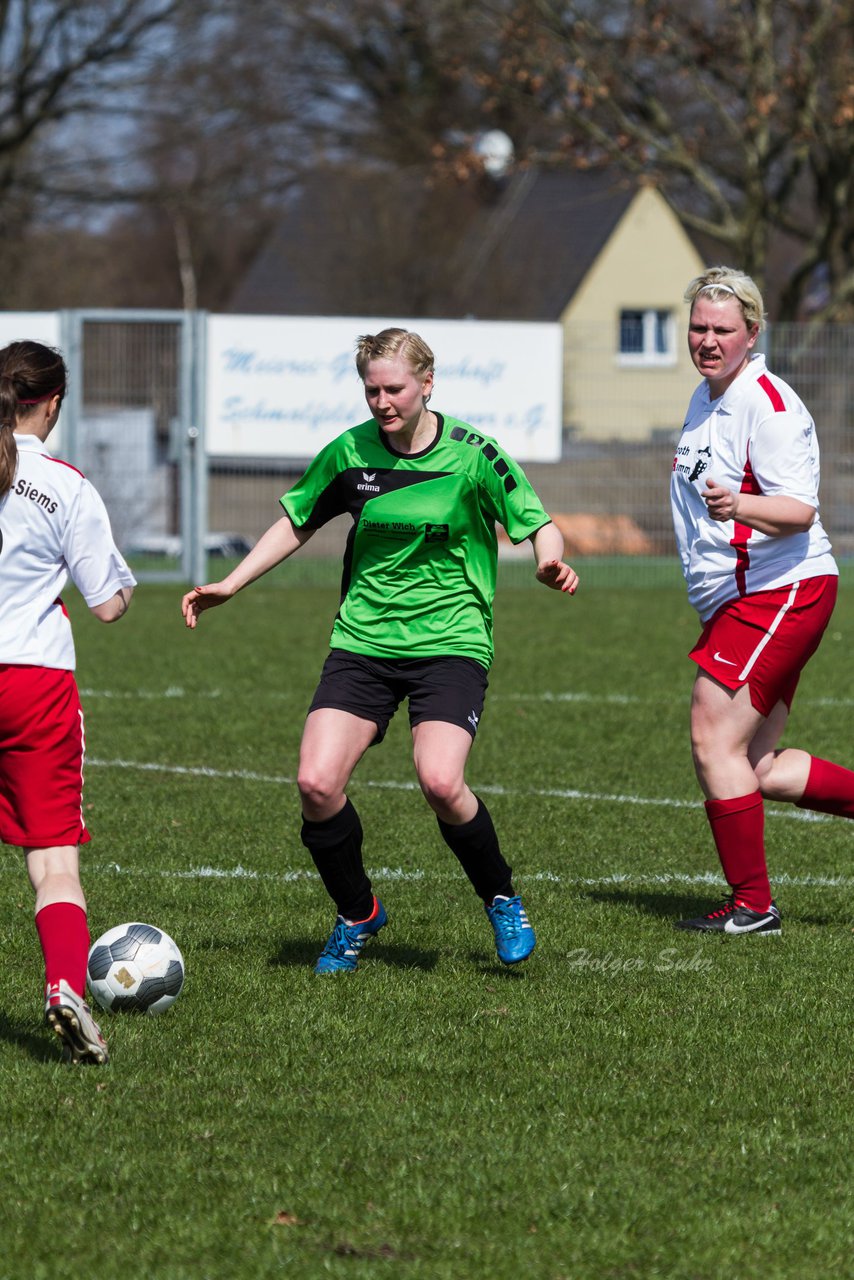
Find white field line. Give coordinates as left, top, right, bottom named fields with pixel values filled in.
left=86, top=755, right=835, bottom=826
left=80, top=686, right=223, bottom=700
left=501, top=692, right=854, bottom=709
left=79, top=687, right=854, bottom=709
left=1, top=861, right=851, bottom=892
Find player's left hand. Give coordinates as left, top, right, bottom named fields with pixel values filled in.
left=536, top=559, right=578, bottom=593
left=703, top=477, right=739, bottom=522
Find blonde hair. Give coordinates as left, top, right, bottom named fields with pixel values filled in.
left=355, top=327, right=435, bottom=382
left=684, top=266, right=766, bottom=332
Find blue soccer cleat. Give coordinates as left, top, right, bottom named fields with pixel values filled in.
left=314, top=897, right=388, bottom=974
left=485, top=894, right=536, bottom=965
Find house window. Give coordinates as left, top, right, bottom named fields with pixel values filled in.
left=617, top=309, right=676, bottom=366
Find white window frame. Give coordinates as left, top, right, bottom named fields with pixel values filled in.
left=616, top=308, right=677, bottom=367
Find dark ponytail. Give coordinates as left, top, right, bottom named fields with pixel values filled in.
left=0, top=341, right=68, bottom=499
left=0, top=372, right=18, bottom=500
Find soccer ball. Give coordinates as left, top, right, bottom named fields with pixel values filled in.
left=87, top=922, right=185, bottom=1016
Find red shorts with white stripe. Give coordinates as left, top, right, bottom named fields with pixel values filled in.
left=0, top=665, right=91, bottom=848
left=689, top=575, right=838, bottom=717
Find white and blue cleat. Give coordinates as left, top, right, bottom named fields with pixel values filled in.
left=486, top=894, right=536, bottom=965
left=314, top=897, right=388, bottom=973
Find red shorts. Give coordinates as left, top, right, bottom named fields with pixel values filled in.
left=0, top=665, right=91, bottom=848
left=690, top=575, right=837, bottom=717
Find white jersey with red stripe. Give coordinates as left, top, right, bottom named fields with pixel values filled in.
left=671, top=353, right=837, bottom=622
left=0, top=434, right=136, bottom=669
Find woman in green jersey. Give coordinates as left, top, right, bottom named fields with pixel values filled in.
left=182, top=328, right=577, bottom=973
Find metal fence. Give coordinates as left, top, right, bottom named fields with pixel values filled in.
left=61, top=309, right=207, bottom=585
left=54, top=314, right=854, bottom=584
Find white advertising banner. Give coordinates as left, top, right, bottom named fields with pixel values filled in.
left=0, top=311, right=60, bottom=349
left=206, top=315, right=562, bottom=462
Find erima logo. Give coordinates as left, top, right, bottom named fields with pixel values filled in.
left=425, top=523, right=449, bottom=542
left=357, top=470, right=381, bottom=493
left=468, top=710, right=479, bottom=731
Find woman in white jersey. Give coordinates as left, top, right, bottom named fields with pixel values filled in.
left=184, top=328, right=577, bottom=973
left=0, top=340, right=136, bottom=1062
left=671, top=267, right=854, bottom=934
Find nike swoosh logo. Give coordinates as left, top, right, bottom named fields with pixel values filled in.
left=713, top=652, right=738, bottom=666
left=724, top=914, right=777, bottom=934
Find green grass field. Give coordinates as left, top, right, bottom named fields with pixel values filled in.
left=2, top=572, right=853, bottom=1279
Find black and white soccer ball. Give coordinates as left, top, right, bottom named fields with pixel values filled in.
left=87, top=922, right=185, bottom=1016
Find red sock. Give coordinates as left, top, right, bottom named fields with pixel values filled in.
left=704, top=791, right=771, bottom=912
left=35, top=902, right=90, bottom=997
left=797, top=756, right=854, bottom=819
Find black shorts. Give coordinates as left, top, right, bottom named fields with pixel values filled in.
left=307, top=650, right=489, bottom=745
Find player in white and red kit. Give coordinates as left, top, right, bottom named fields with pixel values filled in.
left=0, top=340, right=136, bottom=1061
left=670, top=267, right=854, bottom=934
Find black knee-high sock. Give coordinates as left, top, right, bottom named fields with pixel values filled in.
left=300, top=798, right=374, bottom=921
left=437, top=796, right=514, bottom=903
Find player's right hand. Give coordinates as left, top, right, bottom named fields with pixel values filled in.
left=536, top=558, right=579, bottom=594
left=181, top=582, right=233, bottom=628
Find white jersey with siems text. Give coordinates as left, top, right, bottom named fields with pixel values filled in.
left=670, top=353, right=837, bottom=622
left=0, top=435, right=136, bottom=669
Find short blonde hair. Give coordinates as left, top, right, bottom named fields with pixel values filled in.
left=684, top=266, right=766, bottom=332
left=355, top=328, right=435, bottom=382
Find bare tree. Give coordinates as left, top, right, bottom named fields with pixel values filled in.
left=0, top=1, right=187, bottom=198
left=0, top=2, right=298, bottom=308
left=0, top=0, right=190, bottom=292
left=470, top=0, right=854, bottom=319
left=85, top=2, right=318, bottom=309
left=196, top=0, right=854, bottom=319
left=103, top=0, right=500, bottom=309
left=143, top=0, right=547, bottom=309
left=4, top=0, right=850, bottom=320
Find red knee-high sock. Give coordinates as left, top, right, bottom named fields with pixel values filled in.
left=797, top=756, right=854, bottom=818
left=704, top=791, right=771, bottom=912
left=35, top=903, right=90, bottom=997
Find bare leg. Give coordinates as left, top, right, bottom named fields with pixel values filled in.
left=25, top=844, right=86, bottom=913
left=411, top=720, right=477, bottom=823
left=749, top=702, right=812, bottom=801
left=298, top=708, right=379, bottom=921
left=297, top=707, right=377, bottom=821
left=413, top=720, right=515, bottom=904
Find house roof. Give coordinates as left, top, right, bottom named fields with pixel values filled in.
left=227, top=165, right=469, bottom=319
left=228, top=165, right=640, bottom=321
left=453, top=167, right=637, bottom=320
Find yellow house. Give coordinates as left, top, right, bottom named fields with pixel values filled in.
left=562, top=184, right=705, bottom=442
left=450, top=167, right=708, bottom=444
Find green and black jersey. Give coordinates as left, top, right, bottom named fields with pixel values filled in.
left=280, top=413, right=550, bottom=670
